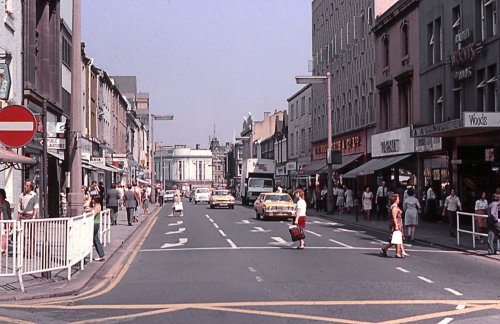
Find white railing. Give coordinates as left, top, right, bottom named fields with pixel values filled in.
left=456, top=211, right=499, bottom=250
left=2, top=209, right=111, bottom=292
left=99, top=209, right=111, bottom=247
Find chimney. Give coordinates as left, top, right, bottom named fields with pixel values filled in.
left=264, top=112, right=270, bottom=120
left=196, top=144, right=200, bottom=150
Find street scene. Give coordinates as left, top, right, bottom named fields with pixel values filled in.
left=1, top=0, right=500, bottom=323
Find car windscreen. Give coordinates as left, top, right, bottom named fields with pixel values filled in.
left=213, top=191, right=230, bottom=196
left=265, top=195, right=292, bottom=202
left=248, top=179, right=273, bottom=188
left=165, top=191, right=175, bottom=195
left=197, top=188, right=209, bottom=193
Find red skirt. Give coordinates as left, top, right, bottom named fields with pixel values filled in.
left=297, top=216, right=306, bottom=228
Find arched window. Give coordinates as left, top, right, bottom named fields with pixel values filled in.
left=382, top=35, right=390, bottom=67
left=401, top=22, right=409, bottom=57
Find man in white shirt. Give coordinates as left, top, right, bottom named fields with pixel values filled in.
left=18, top=180, right=39, bottom=219
left=376, top=181, right=388, bottom=220
left=442, top=188, right=462, bottom=237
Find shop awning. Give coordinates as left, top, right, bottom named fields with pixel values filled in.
left=0, top=147, right=37, bottom=165
left=343, top=154, right=412, bottom=178
left=317, top=153, right=364, bottom=173
left=88, top=162, right=117, bottom=172
left=136, top=178, right=150, bottom=185
left=106, top=164, right=124, bottom=173
left=48, top=150, right=65, bottom=161
left=302, top=159, right=326, bottom=174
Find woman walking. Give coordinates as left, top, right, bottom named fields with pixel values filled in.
left=474, top=192, right=488, bottom=243
left=362, top=186, right=373, bottom=221
left=91, top=196, right=105, bottom=262
left=142, top=189, right=150, bottom=216
left=0, top=189, right=12, bottom=256
left=381, top=194, right=408, bottom=258
left=403, top=188, right=420, bottom=242
left=293, top=188, right=307, bottom=250
left=345, top=186, right=354, bottom=214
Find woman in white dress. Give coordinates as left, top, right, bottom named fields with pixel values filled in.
left=345, top=186, right=354, bottom=213
left=362, top=186, right=373, bottom=221
left=336, top=186, right=345, bottom=214
left=403, top=188, right=420, bottom=242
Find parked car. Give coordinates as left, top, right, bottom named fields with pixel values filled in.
left=164, top=189, right=175, bottom=202
left=194, top=187, right=210, bottom=204
left=254, top=193, right=295, bottom=220
left=209, top=189, right=235, bottom=209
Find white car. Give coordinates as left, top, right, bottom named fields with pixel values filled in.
left=194, top=188, right=210, bottom=204
left=163, top=190, right=175, bottom=202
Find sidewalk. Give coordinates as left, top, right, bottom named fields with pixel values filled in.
left=308, top=208, right=500, bottom=261
left=0, top=205, right=159, bottom=301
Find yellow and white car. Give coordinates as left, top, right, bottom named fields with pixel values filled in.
left=209, top=189, right=235, bottom=209
left=254, top=193, right=295, bottom=220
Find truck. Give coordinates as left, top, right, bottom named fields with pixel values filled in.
left=240, top=158, right=275, bottom=205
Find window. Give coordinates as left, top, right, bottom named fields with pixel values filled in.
left=453, top=81, right=462, bottom=118
left=301, top=96, right=306, bottom=115
left=427, top=18, right=442, bottom=66
left=178, top=161, right=184, bottom=180
left=382, top=35, right=390, bottom=68
left=477, top=68, right=487, bottom=112
left=399, top=81, right=411, bottom=127
left=435, top=85, right=443, bottom=123
left=487, top=64, right=497, bottom=112
left=452, top=6, right=461, bottom=50
left=290, top=104, right=294, bottom=120
left=482, top=0, right=497, bottom=40
left=380, top=90, right=390, bottom=131
left=300, top=129, right=305, bottom=155
left=62, top=36, right=71, bottom=67
left=290, top=133, right=294, bottom=156
left=435, top=18, right=442, bottom=62
left=401, top=22, right=409, bottom=57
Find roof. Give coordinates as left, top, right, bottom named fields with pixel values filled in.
left=112, top=76, right=137, bottom=94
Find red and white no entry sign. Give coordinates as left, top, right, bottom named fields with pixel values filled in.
left=0, top=105, right=37, bottom=148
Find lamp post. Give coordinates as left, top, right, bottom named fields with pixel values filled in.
left=150, top=114, right=174, bottom=203
left=296, top=72, right=334, bottom=214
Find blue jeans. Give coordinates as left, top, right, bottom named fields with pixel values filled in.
left=487, top=222, right=500, bottom=254
left=93, top=223, right=105, bottom=258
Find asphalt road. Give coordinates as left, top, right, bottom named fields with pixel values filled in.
left=1, top=200, right=500, bottom=323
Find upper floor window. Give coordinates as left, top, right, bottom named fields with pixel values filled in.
left=452, top=6, right=461, bottom=50
left=301, top=96, right=306, bottom=115
left=382, top=35, right=390, bottom=68
left=401, top=22, right=409, bottom=57
left=482, top=0, right=497, bottom=40
left=62, top=36, right=71, bottom=67
left=427, top=18, right=442, bottom=66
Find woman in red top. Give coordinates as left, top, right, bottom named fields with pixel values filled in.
left=294, top=188, right=307, bottom=249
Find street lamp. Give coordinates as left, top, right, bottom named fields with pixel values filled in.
left=150, top=114, right=174, bottom=203
left=296, top=72, right=334, bottom=214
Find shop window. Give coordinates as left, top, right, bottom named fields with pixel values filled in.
left=487, top=64, right=498, bottom=111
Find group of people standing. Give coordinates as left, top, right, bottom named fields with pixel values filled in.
left=310, top=184, right=354, bottom=214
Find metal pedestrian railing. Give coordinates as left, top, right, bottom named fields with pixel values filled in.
left=0, top=209, right=111, bottom=292
left=456, top=211, right=499, bottom=250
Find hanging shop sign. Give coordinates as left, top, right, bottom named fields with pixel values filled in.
left=0, top=63, right=11, bottom=100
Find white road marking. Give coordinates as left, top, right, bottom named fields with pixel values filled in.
left=444, top=288, right=463, bottom=296
left=205, top=214, right=210, bottom=218
left=218, top=230, right=227, bottom=237
left=269, top=237, right=293, bottom=247
left=141, top=246, right=468, bottom=253
left=437, top=318, right=454, bottom=324
left=374, top=239, right=387, bottom=244
left=165, top=228, right=186, bottom=235
left=329, top=239, right=353, bottom=248
left=417, top=276, right=434, bottom=284
left=313, top=221, right=342, bottom=226
left=168, top=221, right=183, bottom=226
left=160, top=238, right=188, bottom=249
left=248, top=267, right=257, bottom=272
left=226, top=239, right=238, bottom=248
left=395, top=267, right=410, bottom=273
left=255, top=276, right=263, bottom=282
left=251, top=227, right=271, bottom=233
left=456, top=304, right=466, bottom=310
left=335, top=228, right=366, bottom=234
left=305, top=230, right=322, bottom=237
left=238, top=220, right=250, bottom=224
left=213, top=223, right=220, bottom=229
left=209, top=219, right=214, bottom=223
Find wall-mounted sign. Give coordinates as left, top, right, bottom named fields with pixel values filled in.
left=286, top=161, right=297, bottom=171
left=47, top=138, right=66, bottom=150
left=451, top=43, right=477, bottom=68
left=454, top=67, right=472, bottom=81
left=463, top=112, right=500, bottom=127
left=82, top=152, right=91, bottom=162
left=112, top=153, right=127, bottom=162
left=454, top=29, right=471, bottom=44
left=0, top=63, right=11, bottom=100
left=91, top=157, right=105, bottom=166
left=372, top=127, right=414, bottom=157
left=276, top=165, right=287, bottom=176
left=415, top=137, right=442, bottom=152
left=381, top=139, right=400, bottom=154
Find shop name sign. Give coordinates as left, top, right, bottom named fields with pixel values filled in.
left=451, top=43, right=477, bottom=68
left=381, top=139, right=400, bottom=154
left=315, top=136, right=361, bottom=156
left=463, top=112, right=500, bottom=127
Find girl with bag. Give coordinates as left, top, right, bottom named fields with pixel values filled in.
left=380, top=194, right=408, bottom=258
left=293, top=188, right=307, bottom=250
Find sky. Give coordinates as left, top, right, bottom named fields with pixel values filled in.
left=82, top=0, right=311, bottom=149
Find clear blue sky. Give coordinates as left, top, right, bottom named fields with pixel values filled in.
left=82, top=0, right=311, bottom=148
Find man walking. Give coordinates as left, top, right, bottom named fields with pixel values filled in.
left=18, top=180, right=39, bottom=220
left=376, top=181, right=388, bottom=220
left=106, top=183, right=120, bottom=225
left=487, top=193, right=500, bottom=255
left=442, top=188, right=462, bottom=237
left=124, top=184, right=138, bottom=226
left=158, top=187, right=165, bottom=207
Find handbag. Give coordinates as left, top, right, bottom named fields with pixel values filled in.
left=391, top=230, right=403, bottom=244
left=174, top=202, right=184, bottom=212
left=289, top=225, right=305, bottom=242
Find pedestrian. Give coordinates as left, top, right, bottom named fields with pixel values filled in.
left=320, top=185, right=327, bottom=211
left=487, top=193, right=500, bottom=255
left=293, top=188, right=307, bottom=250
left=91, top=196, right=105, bottom=262
left=345, top=186, right=354, bottom=214
left=169, top=186, right=184, bottom=217
left=0, top=188, right=12, bottom=256
left=362, top=186, right=373, bottom=221
left=18, top=180, right=39, bottom=220
left=106, top=183, right=120, bottom=225
left=158, top=187, right=165, bottom=207
left=337, top=185, right=345, bottom=214
left=403, top=188, right=420, bottom=243
left=314, top=187, right=321, bottom=212
left=146, top=185, right=152, bottom=204
left=142, top=188, right=150, bottom=216
left=132, top=183, right=141, bottom=222
left=425, top=185, right=437, bottom=222
left=276, top=185, right=283, bottom=193
left=124, top=184, right=138, bottom=226
left=83, top=186, right=91, bottom=213
left=332, top=184, right=339, bottom=213
left=117, top=184, right=124, bottom=210
left=474, top=192, right=489, bottom=243
left=376, top=181, right=388, bottom=220
left=98, top=181, right=105, bottom=207
left=89, top=181, right=100, bottom=199
left=442, top=188, right=462, bottom=237
left=381, top=194, right=408, bottom=258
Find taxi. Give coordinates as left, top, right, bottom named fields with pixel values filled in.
left=209, top=189, right=235, bottom=209
left=254, top=193, right=295, bottom=220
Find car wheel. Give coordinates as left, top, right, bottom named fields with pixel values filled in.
left=210, top=204, right=214, bottom=209
left=195, top=200, right=198, bottom=204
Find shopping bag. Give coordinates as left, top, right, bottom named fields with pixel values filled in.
left=289, top=225, right=305, bottom=242
left=391, top=230, right=403, bottom=244
left=174, top=202, right=184, bottom=212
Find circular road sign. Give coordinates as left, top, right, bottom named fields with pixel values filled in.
left=0, top=105, right=37, bottom=148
